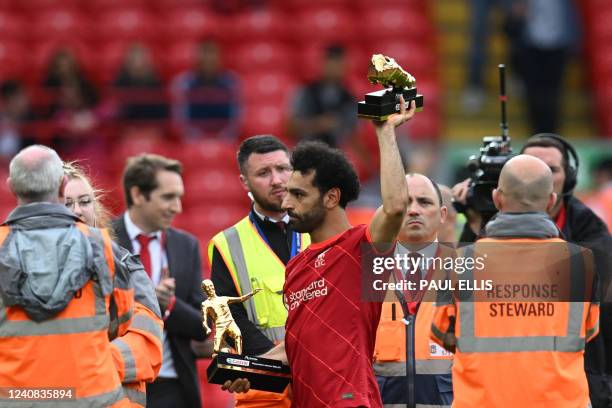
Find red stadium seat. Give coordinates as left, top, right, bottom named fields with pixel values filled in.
left=226, top=9, right=290, bottom=43
left=162, top=8, right=221, bottom=43
left=294, top=7, right=355, bottom=44
left=177, top=139, right=238, bottom=171
left=159, top=41, right=197, bottom=79
left=228, top=42, right=293, bottom=74
left=95, top=42, right=130, bottom=84
left=241, top=103, right=288, bottom=140
left=85, top=0, right=148, bottom=13
left=110, top=137, right=179, bottom=173
left=405, top=107, right=440, bottom=140
left=29, top=9, right=91, bottom=42
left=594, top=81, right=612, bottom=136
left=346, top=74, right=379, bottom=102
left=583, top=0, right=612, bottom=19
left=174, top=204, right=249, bottom=246
left=591, top=44, right=612, bottom=82
left=0, top=201, right=15, bottom=221
left=0, top=42, right=27, bottom=80
left=355, top=0, right=425, bottom=12
left=362, top=8, right=431, bottom=41
left=593, top=8, right=612, bottom=41
left=0, top=167, right=11, bottom=197
left=0, top=10, right=25, bottom=41
left=297, top=44, right=368, bottom=81
left=271, top=0, right=351, bottom=12
left=416, top=78, right=441, bottom=108
left=94, top=9, right=158, bottom=43
left=241, top=71, right=298, bottom=104
left=153, top=0, right=205, bottom=12
left=183, top=169, right=246, bottom=206
left=0, top=0, right=16, bottom=11
left=17, top=0, right=81, bottom=12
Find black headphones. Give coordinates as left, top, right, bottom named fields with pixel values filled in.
left=523, top=133, right=580, bottom=196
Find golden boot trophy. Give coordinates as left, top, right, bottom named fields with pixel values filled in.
left=202, top=279, right=291, bottom=393
left=357, top=54, right=424, bottom=121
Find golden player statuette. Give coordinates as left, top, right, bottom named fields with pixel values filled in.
left=202, top=279, right=291, bottom=393
left=357, top=54, right=424, bottom=121
left=201, top=279, right=261, bottom=355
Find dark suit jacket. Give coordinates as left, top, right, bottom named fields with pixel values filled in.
left=113, top=216, right=206, bottom=408
left=562, top=197, right=612, bottom=408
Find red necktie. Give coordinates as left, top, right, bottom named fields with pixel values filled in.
left=276, top=221, right=286, bottom=233
left=136, top=234, right=155, bottom=278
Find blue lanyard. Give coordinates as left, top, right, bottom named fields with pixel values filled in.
left=249, top=212, right=301, bottom=258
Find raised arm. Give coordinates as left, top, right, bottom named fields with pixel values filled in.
left=369, top=97, right=415, bottom=244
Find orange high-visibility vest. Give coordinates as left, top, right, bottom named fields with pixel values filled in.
left=431, top=238, right=599, bottom=408
left=108, top=245, right=164, bottom=408
left=120, top=381, right=147, bottom=408
left=0, top=223, right=134, bottom=407
left=111, top=302, right=163, bottom=407
left=374, top=245, right=453, bottom=408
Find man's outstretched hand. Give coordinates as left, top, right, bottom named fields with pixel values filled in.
left=373, top=96, right=417, bottom=130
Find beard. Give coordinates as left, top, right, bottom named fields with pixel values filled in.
left=287, top=200, right=326, bottom=233
left=251, top=188, right=284, bottom=213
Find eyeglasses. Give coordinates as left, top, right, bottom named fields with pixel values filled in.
left=65, top=197, right=94, bottom=210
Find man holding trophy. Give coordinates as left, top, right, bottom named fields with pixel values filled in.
left=221, top=55, right=420, bottom=407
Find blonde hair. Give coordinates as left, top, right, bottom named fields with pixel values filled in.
left=63, top=161, right=112, bottom=229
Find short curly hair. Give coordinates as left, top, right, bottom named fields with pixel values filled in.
left=290, top=141, right=360, bottom=208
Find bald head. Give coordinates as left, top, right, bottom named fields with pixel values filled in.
left=9, top=145, right=64, bottom=204
left=493, top=155, right=556, bottom=212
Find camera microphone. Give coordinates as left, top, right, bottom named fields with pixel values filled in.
left=499, top=64, right=509, bottom=140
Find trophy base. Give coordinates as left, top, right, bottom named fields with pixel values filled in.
left=357, top=87, right=424, bottom=121
left=207, top=352, right=291, bottom=393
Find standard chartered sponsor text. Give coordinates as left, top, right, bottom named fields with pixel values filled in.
left=287, top=278, right=328, bottom=310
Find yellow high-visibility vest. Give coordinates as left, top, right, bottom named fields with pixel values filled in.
left=208, top=216, right=310, bottom=342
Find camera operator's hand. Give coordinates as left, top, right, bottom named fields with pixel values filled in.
left=452, top=178, right=483, bottom=236
left=452, top=178, right=471, bottom=205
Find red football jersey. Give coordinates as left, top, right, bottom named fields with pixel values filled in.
left=283, top=225, right=383, bottom=408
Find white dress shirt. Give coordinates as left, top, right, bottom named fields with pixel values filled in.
left=124, top=212, right=178, bottom=379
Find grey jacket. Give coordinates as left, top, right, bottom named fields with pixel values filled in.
left=0, top=203, right=132, bottom=322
